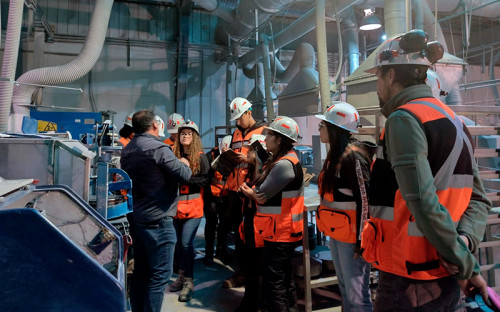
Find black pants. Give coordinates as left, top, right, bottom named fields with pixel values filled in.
left=374, top=271, right=461, bottom=312
left=239, top=246, right=265, bottom=312
left=263, top=241, right=298, bottom=312
left=203, top=200, right=218, bottom=258
left=217, top=190, right=244, bottom=268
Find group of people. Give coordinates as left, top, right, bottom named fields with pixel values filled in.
left=118, top=29, right=493, bottom=312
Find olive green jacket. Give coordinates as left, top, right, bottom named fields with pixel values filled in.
left=381, top=84, right=492, bottom=279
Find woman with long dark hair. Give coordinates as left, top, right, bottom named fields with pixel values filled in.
left=239, top=116, right=304, bottom=312
left=169, top=120, right=209, bottom=302
left=315, top=102, right=375, bottom=311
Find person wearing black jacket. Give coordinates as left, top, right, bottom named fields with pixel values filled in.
left=121, top=110, right=192, bottom=312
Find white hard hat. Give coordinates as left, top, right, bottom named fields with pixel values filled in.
left=365, top=29, right=444, bottom=74
left=219, top=135, right=232, bottom=151
left=229, top=97, right=252, bottom=121
left=426, top=69, right=447, bottom=99
left=124, top=112, right=134, bottom=127
left=245, top=134, right=267, bottom=150
left=315, top=101, right=360, bottom=133
left=179, top=120, right=199, bottom=135
left=267, top=116, right=300, bottom=142
left=154, top=115, right=165, bottom=137
left=167, top=113, right=185, bottom=134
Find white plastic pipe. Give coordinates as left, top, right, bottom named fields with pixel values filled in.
left=0, top=0, right=24, bottom=132
left=9, top=0, right=114, bottom=132
left=316, top=0, right=331, bottom=113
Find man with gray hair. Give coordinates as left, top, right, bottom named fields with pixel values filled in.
left=121, top=109, right=192, bottom=312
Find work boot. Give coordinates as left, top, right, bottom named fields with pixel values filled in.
left=168, top=274, right=185, bottom=292
left=222, top=270, right=246, bottom=288
left=178, top=278, right=194, bottom=302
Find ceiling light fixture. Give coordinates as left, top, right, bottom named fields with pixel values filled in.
left=360, top=8, right=382, bottom=31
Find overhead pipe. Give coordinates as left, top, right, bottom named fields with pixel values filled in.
left=0, top=0, right=24, bottom=132
left=341, top=6, right=359, bottom=75
left=259, top=34, right=275, bottom=121
left=9, top=0, right=114, bottom=132
left=238, top=0, right=362, bottom=68
left=195, top=0, right=233, bottom=23
left=384, top=0, right=406, bottom=38
left=269, top=43, right=316, bottom=83
left=316, top=0, right=331, bottom=113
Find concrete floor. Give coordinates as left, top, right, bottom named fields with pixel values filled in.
left=155, top=218, right=342, bottom=312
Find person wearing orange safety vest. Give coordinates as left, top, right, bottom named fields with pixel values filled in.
left=235, top=134, right=268, bottom=312
left=164, top=113, right=184, bottom=148
left=360, top=30, right=491, bottom=311
left=221, top=97, right=266, bottom=289
left=202, top=134, right=232, bottom=265
left=118, top=112, right=135, bottom=147
left=315, top=102, right=375, bottom=312
left=240, top=116, right=303, bottom=312
left=169, top=120, right=209, bottom=303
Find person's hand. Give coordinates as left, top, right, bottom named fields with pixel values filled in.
left=458, top=274, right=489, bottom=304
left=239, top=182, right=252, bottom=197
left=254, top=191, right=267, bottom=204
left=236, top=152, right=248, bottom=163
left=221, top=147, right=230, bottom=153
left=353, top=246, right=361, bottom=259
left=180, top=157, right=190, bottom=167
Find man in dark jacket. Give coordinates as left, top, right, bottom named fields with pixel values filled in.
left=121, top=109, right=192, bottom=312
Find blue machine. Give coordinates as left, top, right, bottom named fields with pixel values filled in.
left=30, top=110, right=102, bottom=139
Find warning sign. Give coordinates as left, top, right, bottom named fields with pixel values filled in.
left=38, top=120, right=58, bottom=132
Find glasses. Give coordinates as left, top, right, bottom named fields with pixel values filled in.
left=318, top=123, right=326, bottom=131
left=180, top=131, right=193, bottom=137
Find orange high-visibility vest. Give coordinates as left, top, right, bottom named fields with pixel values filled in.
left=255, top=151, right=304, bottom=243
left=316, top=146, right=368, bottom=244
left=118, top=137, right=130, bottom=147
left=226, top=127, right=264, bottom=191
left=361, top=98, right=474, bottom=280
left=163, top=137, right=175, bottom=148
left=175, top=152, right=205, bottom=219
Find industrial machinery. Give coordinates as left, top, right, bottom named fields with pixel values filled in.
left=0, top=179, right=126, bottom=311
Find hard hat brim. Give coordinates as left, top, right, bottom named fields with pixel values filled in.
left=265, top=127, right=298, bottom=143
left=167, top=128, right=178, bottom=134
left=314, top=114, right=359, bottom=134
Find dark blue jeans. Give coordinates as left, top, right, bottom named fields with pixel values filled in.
left=128, top=216, right=176, bottom=312
left=173, top=217, right=202, bottom=278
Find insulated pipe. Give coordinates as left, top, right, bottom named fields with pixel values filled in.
left=0, top=0, right=24, bottom=132
left=316, top=0, right=331, bottom=113
left=9, top=0, right=114, bottom=132
left=384, top=0, right=406, bottom=38
left=341, top=6, right=359, bottom=75
left=195, top=0, right=233, bottom=23
left=260, top=34, right=275, bottom=121
left=269, top=43, right=316, bottom=83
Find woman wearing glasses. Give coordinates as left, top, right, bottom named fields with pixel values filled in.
left=239, top=116, right=304, bottom=312
left=315, top=102, right=375, bottom=311
left=169, top=120, right=209, bottom=302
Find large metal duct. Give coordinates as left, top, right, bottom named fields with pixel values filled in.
left=0, top=0, right=24, bottom=132
left=9, top=0, right=114, bottom=132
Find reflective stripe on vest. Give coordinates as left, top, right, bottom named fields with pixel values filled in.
left=320, top=198, right=356, bottom=211
left=178, top=193, right=201, bottom=201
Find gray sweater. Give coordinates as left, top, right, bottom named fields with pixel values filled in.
left=121, top=133, right=192, bottom=223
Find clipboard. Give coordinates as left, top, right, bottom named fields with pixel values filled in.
left=211, top=149, right=240, bottom=177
